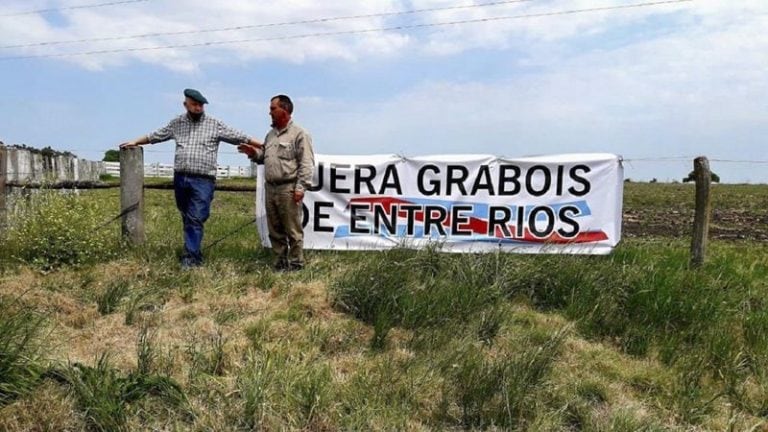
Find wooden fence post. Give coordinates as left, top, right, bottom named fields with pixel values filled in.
left=0, top=145, right=7, bottom=230
left=690, top=156, right=711, bottom=268
left=120, top=147, right=145, bottom=245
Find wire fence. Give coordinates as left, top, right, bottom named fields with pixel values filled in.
left=102, top=162, right=254, bottom=179
left=4, top=154, right=768, bottom=187
left=3, top=155, right=767, bottom=254
left=0, top=146, right=254, bottom=186
left=620, top=158, right=768, bottom=184
left=0, top=0, right=693, bottom=61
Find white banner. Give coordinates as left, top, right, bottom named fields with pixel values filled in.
left=255, top=153, right=623, bottom=254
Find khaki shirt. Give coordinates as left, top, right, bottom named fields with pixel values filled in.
left=253, top=121, right=315, bottom=192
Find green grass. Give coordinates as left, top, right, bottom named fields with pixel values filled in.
left=330, top=246, right=507, bottom=348
left=1, top=183, right=767, bottom=430
left=96, top=279, right=130, bottom=315
left=1, top=189, right=119, bottom=270
left=623, top=182, right=768, bottom=212
left=46, top=354, right=189, bottom=432
left=0, top=296, right=46, bottom=407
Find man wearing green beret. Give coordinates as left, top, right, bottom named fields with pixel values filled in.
left=120, top=88, right=263, bottom=269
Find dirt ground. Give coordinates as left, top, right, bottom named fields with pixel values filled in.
left=623, top=208, right=768, bottom=240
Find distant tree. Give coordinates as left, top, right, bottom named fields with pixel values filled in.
left=683, top=170, right=720, bottom=183
left=103, top=149, right=120, bottom=162
left=9, top=144, right=73, bottom=157
left=41, top=146, right=56, bottom=158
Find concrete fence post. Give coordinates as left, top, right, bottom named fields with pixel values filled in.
left=690, top=156, right=712, bottom=268
left=120, top=147, right=145, bottom=245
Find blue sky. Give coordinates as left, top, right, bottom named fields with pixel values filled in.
left=1, top=0, right=766, bottom=183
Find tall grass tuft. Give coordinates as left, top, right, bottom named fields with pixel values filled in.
left=186, top=329, right=229, bottom=377
left=238, top=349, right=278, bottom=430
left=136, top=325, right=157, bottom=376
left=495, top=243, right=768, bottom=421
left=235, top=347, right=334, bottom=430
left=124, top=287, right=156, bottom=326
left=476, top=306, right=505, bottom=345
left=439, top=329, right=566, bottom=429
left=336, top=357, right=423, bottom=430
left=96, top=279, right=130, bottom=315
left=48, top=353, right=189, bottom=432
left=0, top=295, right=47, bottom=406
left=330, top=248, right=415, bottom=347
left=498, top=329, right=566, bottom=428
left=330, top=247, right=506, bottom=347
left=289, top=362, right=333, bottom=428
left=442, top=347, right=499, bottom=428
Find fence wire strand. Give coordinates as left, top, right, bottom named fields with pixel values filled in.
left=94, top=202, right=140, bottom=232
left=204, top=218, right=258, bottom=252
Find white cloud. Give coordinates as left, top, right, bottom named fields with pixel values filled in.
left=0, top=0, right=725, bottom=68
left=3, top=0, right=767, bottom=181
left=0, top=0, right=409, bottom=68
left=293, top=3, right=768, bottom=182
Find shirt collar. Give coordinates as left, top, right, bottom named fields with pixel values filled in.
left=274, top=119, right=293, bottom=135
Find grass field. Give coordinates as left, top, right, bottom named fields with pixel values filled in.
left=1, top=181, right=767, bottom=431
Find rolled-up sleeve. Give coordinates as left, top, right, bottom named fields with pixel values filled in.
left=251, top=148, right=265, bottom=164
left=249, top=132, right=269, bottom=164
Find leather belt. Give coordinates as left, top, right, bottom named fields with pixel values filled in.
left=266, top=178, right=295, bottom=186
left=175, top=171, right=216, bottom=181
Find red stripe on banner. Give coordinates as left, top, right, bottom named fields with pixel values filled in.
left=347, top=197, right=608, bottom=244
left=515, top=230, right=610, bottom=244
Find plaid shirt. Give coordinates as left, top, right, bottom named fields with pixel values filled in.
left=147, top=113, right=251, bottom=177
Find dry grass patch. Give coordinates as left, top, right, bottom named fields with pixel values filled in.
left=63, top=313, right=140, bottom=370
left=0, top=381, right=84, bottom=432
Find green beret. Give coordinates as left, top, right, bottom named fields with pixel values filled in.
left=184, top=88, right=208, bottom=104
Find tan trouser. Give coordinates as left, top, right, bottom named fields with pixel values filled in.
left=265, top=182, right=304, bottom=267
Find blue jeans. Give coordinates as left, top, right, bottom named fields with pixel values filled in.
left=174, top=173, right=215, bottom=265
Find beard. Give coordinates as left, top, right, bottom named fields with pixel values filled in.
left=271, top=114, right=288, bottom=129
left=188, top=112, right=203, bottom=122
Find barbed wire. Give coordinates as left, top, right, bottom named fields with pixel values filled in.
left=93, top=201, right=138, bottom=231
left=0, top=0, right=148, bottom=18
left=624, top=158, right=768, bottom=164
left=708, top=158, right=768, bottom=164
left=7, top=153, right=768, bottom=164
left=0, top=0, right=536, bottom=50
left=203, top=218, right=257, bottom=252
left=622, top=157, right=691, bottom=162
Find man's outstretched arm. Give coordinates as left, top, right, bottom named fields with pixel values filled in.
left=119, top=135, right=150, bottom=148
